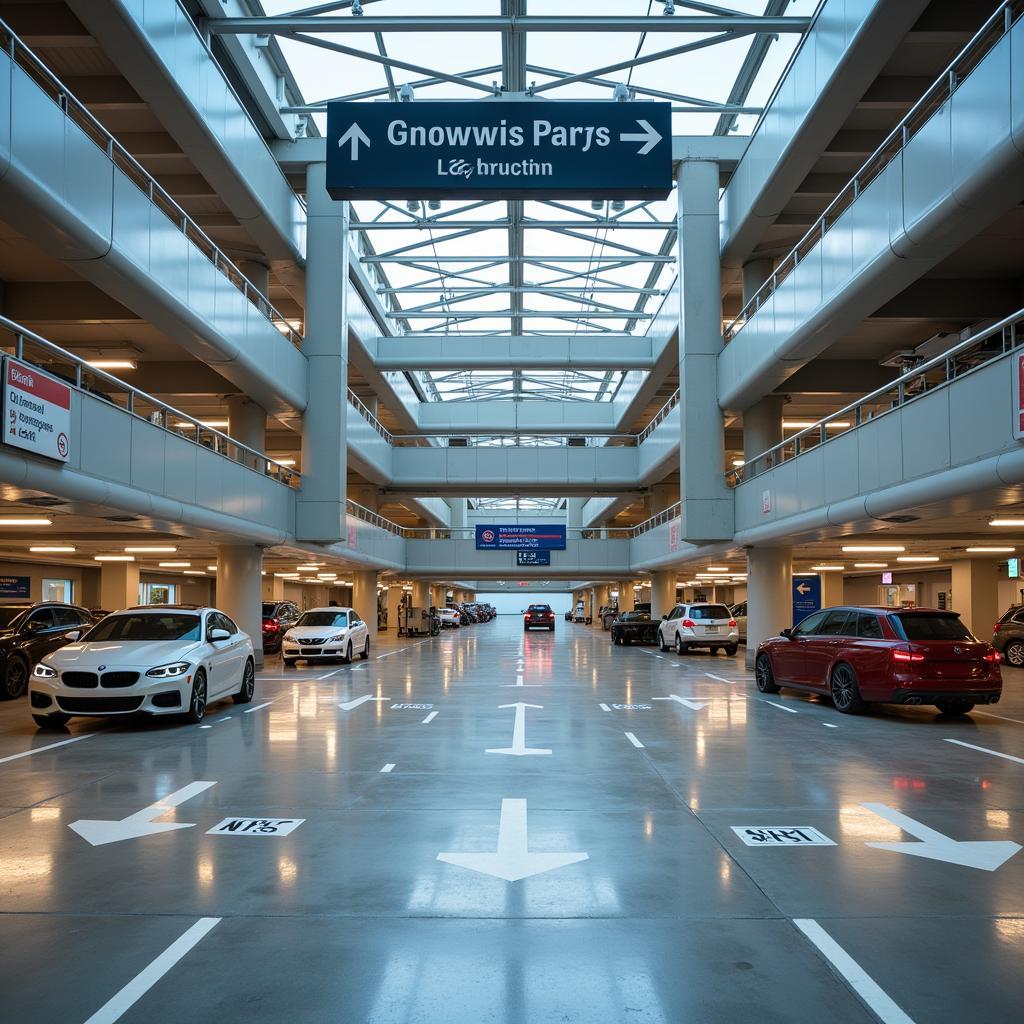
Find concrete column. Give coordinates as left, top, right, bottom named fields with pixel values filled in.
left=951, top=559, right=999, bottom=637
left=411, top=581, right=430, bottom=609
left=264, top=575, right=286, bottom=601
left=743, top=395, right=784, bottom=475
left=100, top=561, right=140, bottom=612
left=237, top=259, right=271, bottom=316
left=386, top=585, right=403, bottom=631
left=297, top=162, right=349, bottom=543
left=227, top=395, right=267, bottom=471
left=745, top=546, right=792, bottom=670
left=566, top=498, right=586, bottom=531
left=217, top=544, right=264, bottom=669
left=617, top=581, right=634, bottom=613
left=677, top=160, right=733, bottom=541
left=741, top=257, right=774, bottom=306
left=651, top=571, right=675, bottom=620
left=448, top=499, right=467, bottom=531
left=821, top=572, right=845, bottom=609
left=351, top=570, right=377, bottom=628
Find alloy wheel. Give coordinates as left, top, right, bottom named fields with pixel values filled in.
left=831, top=665, right=854, bottom=710
left=1006, top=642, right=1024, bottom=667
left=191, top=674, right=207, bottom=720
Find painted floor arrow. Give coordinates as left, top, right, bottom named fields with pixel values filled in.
left=338, top=694, right=388, bottom=711
left=863, top=803, right=1021, bottom=871
left=486, top=702, right=551, bottom=756
left=653, top=694, right=708, bottom=711
left=438, top=799, right=588, bottom=882
left=69, top=781, right=216, bottom=847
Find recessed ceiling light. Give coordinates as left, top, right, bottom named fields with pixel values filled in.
left=853, top=562, right=888, bottom=568
left=275, top=573, right=300, bottom=578
left=990, top=519, right=1024, bottom=526
left=704, top=566, right=730, bottom=572
left=0, top=517, right=52, bottom=526
left=124, top=546, right=177, bottom=553
left=810, top=565, right=845, bottom=571
left=87, top=359, right=137, bottom=370
left=184, top=570, right=206, bottom=575
left=842, top=545, right=905, bottom=553
left=207, top=566, right=218, bottom=571
left=296, top=564, right=321, bottom=571
left=965, top=547, right=1015, bottom=553
left=94, top=555, right=134, bottom=562
left=896, top=556, right=940, bottom=563
left=159, top=562, right=191, bottom=568
left=731, top=459, right=744, bottom=467
left=29, top=545, right=75, bottom=553
left=273, top=458, right=297, bottom=466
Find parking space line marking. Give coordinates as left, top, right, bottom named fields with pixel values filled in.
left=243, top=701, right=274, bottom=715
left=761, top=700, right=798, bottom=714
left=973, top=710, right=1024, bottom=726
left=0, top=734, right=93, bottom=765
left=822, top=722, right=839, bottom=728
left=422, top=711, right=438, bottom=724
left=381, top=763, right=396, bottom=773
left=793, top=919, right=915, bottom=1024
left=198, top=725, right=212, bottom=730
left=705, top=673, right=742, bottom=684
left=944, top=738, right=1024, bottom=765
left=318, top=667, right=349, bottom=679
left=624, top=731, right=644, bottom=748
left=83, top=917, right=221, bottom=1024
left=599, top=703, right=611, bottom=712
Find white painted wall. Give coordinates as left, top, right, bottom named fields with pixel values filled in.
left=486, top=591, right=572, bottom=616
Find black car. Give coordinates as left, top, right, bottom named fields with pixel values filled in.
left=611, top=610, right=661, bottom=646
left=993, top=605, right=1024, bottom=666
left=262, top=601, right=301, bottom=654
left=0, top=603, right=96, bottom=699
left=524, top=604, right=556, bottom=631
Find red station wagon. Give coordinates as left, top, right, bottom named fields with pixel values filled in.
left=754, top=606, right=1002, bottom=716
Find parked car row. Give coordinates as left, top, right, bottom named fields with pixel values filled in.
left=439, top=602, right=496, bottom=628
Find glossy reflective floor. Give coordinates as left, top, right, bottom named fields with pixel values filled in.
left=1, top=618, right=1023, bottom=1023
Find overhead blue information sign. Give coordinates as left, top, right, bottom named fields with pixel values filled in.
left=517, top=550, right=551, bottom=567
left=792, top=576, right=822, bottom=627
left=326, top=100, right=672, bottom=201
left=476, top=525, right=567, bottom=551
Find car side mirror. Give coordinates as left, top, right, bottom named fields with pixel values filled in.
left=209, top=628, right=231, bottom=642
left=781, top=628, right=793, bottom=639
left=661, top=614, right=668, bottom=620
left=64, top=630, right=81, bottom=642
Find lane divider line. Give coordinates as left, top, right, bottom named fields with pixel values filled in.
left=761, top=699, right=798, bottom=714
left=793, top=919, right=915, bottom=1024
left=973, top=710, right=1024, bottom=727
left=624, top=731, right=644, bottom=749
left=599, top=703, right=611, bottom=712
left=944, top=738, right=1024, bottom=765
left=822, top=722, right=839, bottom=729
left=705, top=673, right=743, bottom=684
left=0, top=733, right=93, bottom=765
left=243, top=701, right=274, bottom=715
left=83, top=917, right=222, bottom=1024
left=380, top=763, right=396, bottom=773
left=422, top=711, right=439, bottom=724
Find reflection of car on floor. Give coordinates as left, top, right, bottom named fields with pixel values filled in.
left=610, top=610, right=660, bottom=646
left=0, top=602, right=97, bottom=700
left=658, top=603, right=739, bottom=656
left=283, top=607, right=371, bottom=665
left=30, top=605, right=255, bottom=727
left=756, top=606, right=1002, bottom=716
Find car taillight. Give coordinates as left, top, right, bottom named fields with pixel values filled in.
left=994, top=623, right=1002, bottom=633
left=892, top=647, right=925, bottom=663
left=984, top=650, right=1001, bottom=663
left=263, top=619, right=279, bottom=632
left=682, top=618, right=696, bottom=628
left=728, top=619, right=737, bottom=627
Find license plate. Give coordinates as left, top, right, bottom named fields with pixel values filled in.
left=705, top=626, right=719, bottom=633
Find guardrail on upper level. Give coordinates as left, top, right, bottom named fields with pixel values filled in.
left=637, top=389, right=680, bottom=444
left=631, top=502, right=682, bottom=537
left=348, top=389, right=394, bottom=443
left=727, top=305, right=1024, bottom=485
left=345, top=498, right=405, bottom=536
left=0, top=316, right=300, bottom=487
left=0, top=18, right=303, bottom=351
left=722, top=0, right=1024, bottom=346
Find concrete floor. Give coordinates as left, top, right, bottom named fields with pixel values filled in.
left=0, top=617, right=1022, bottom=1022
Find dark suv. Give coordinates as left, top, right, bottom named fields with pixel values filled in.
left=262, top=601, right=301, bottom=654
left=0, top=603, right=96, bottom=699
left=993, top=606, right=1024, bottom=666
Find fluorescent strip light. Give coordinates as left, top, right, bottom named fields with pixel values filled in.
left=124, top=546, right=177, bottom=553
left=173, top=419, right=230, bottom=430
left=704, top=566, right=730, bottom=572
left=86, top=359, right=137, bottom=370
left=30, top=545, right=75, bottom=553
left=275, top=573, right=299, bottom=579
left=853, top=562, right=888, bottom=569
left=0, top=517, right=52, bottom=526
left=159, top=562, right=191, bottom=568
left=990, top=519, right=1024, bottom=526
left=273, top=458, right=296, bottom=466
left=810, top=565, right=845, bottom=571
left=207, top=566, right=218, bottom=571
left=896, top=556, right=940, bottom=563
left=94, top=555, right=134, bottom=562
left=841, top=545, right=905, bottom=553
left=296, top=564, right=321, bottom=571
left=965, top=547, right=1015, bottom=553
left=731, top=459, right=744, bottom=467
left=184, top=570, right=206, bottom=575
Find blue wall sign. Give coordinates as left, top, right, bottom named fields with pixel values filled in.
left=516, top=550, right=551, bottom=567
left=792, top=576, right=822, bottom=627
left=326, top=100, right=673, bottom=201
left=476, top=525, right=567, bottom=551
left=0, top=575, right=31, bottom=599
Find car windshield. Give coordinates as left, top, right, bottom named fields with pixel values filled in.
left=892, top=613, right=974, bottom=642
left=529, top=605, right=552, bottom=612
left=621, top=612, right=649, bottom=621
left=84, top=614, right=202, bottom=642
left=297, top=611, right=348, bottom=627
left=262, top=603, right=278, bottom=617
left=690, top=605, right=731, bottom=620
left=0, top=606, right=29, bottom=629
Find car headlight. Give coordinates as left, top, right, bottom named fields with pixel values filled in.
left=330, top=630, right=348, bottom=641
left=33, top=664, right=56, bottom=679
left=146, top=661, right=191, bottom=678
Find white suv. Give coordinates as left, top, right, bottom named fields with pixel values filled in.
left=657, top=603, right=739, bottom=656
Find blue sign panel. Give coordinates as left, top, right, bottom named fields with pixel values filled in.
left=792, top=576, right=822, bottom=627
left=0, top=575, right=30, bottom=599
left=476, top=525, right=567, bottom=551
left=326, top=100, right=673, bottom=201
left=516, top=550, right=551, bottom=567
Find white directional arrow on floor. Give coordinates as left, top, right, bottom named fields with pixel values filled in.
left=653, top=694, right=708, bottom=711
left=486, top=702, right=551, bottom=756
left=438, top=799, right=588, bottom=882
left=338, top=694, right=388, bottom=712
left=69, top=782, right=216, bottom=847
left=862, top=803, right=1022, bottom=871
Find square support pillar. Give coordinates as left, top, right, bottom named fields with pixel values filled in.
left=951, top=559, right=999, bottom=638
left=386, top=585, right=403, bottom=631
left=100, top=562, right=140, bottom=613
left=217, top=544, right=264, bottom=669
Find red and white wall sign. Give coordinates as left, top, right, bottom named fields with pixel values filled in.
left=1013, top=351, right=1024, bottom=440
left=2, top=357, right=71, bottom=463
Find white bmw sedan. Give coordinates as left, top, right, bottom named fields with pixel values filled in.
left=29, top=605, right=254, bottom=728
left=281, top=607, right=370, bottom=666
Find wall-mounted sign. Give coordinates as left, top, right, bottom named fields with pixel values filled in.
left=1008, top=558, right=1020, bottom=580
left=326, top=100, right=672, bottom=201
left=1013, top=351, right=1024, bottom=439
left=517, top=550, right=551, bottom=567
left=882, top=571, right=893, bottom=585
left=669, top=520, right=679, bottom=551
left=792, top=576, right=821, bottom=626
left=3, top=357, right=71, bottom=463
left=0, top=575, right=31, bottom=599
left=476, top=525, right=566, bottom=551
left=761, top=489, right=772, bottom=514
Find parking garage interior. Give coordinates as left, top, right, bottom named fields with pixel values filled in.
left=1, top=0, right=1024, bottom=1021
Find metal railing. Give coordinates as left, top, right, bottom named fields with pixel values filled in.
left=389, top=432, right=640, bottom=448
left=631, top=502, right=682, bottom=537
left=637, top=389, right=680, bottom=444
left=722, top=0, right=1024, bottom=346
left=0, top=18, right=303, bottom=351
left=345, top=499, right=404, bottom=536
left=728, top=306, right=1024, bottom=485
left=0, top=316, right=299, bottom=487
left=348, top=389, right=394, bottom=443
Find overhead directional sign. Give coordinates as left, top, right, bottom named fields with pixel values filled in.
left=326, top=100, right=673, bottom=200
left=477, top=524, right=566, bottom=551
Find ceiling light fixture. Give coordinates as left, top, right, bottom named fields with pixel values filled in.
left=86, top=360, right=137, bottom=370
left=853, top=562, right=888, bottom=569
left=841, top=545, right=905, bottom=553
left=29, top=545, right=75, bottom=553
left=810, top=565, right=845, bottom=571
left=183, top=570, right=206, bottom=575
left=990, top=518, right=1024, bottom=526
left=965, top=547, right=1015, bottom=553
left=159, top=561, right=191, bottom=568
left=94, top=555, right=134, bottom=562
left=0, top=517, right=52, bottom=526
left=124, top=546, right=177, bottom=553
left=896, top=556, right=940, bottom=563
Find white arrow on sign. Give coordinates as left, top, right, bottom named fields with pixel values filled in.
left=653, top=694, right=708, bottom=711
left=69, top=781, right=216, bottom=847
left=438, top=798, right=588, bottom=882
left=862, top=803, right=1021, bottom=871
left=619, top=118, right=662, bottom=156
left=796, top=583, right=812, bottom=595
left=338, top=122, right=371, bottom=160
left=487, top=702, right=551, bottom=756
left=338, top=694, right=388, bottom=712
